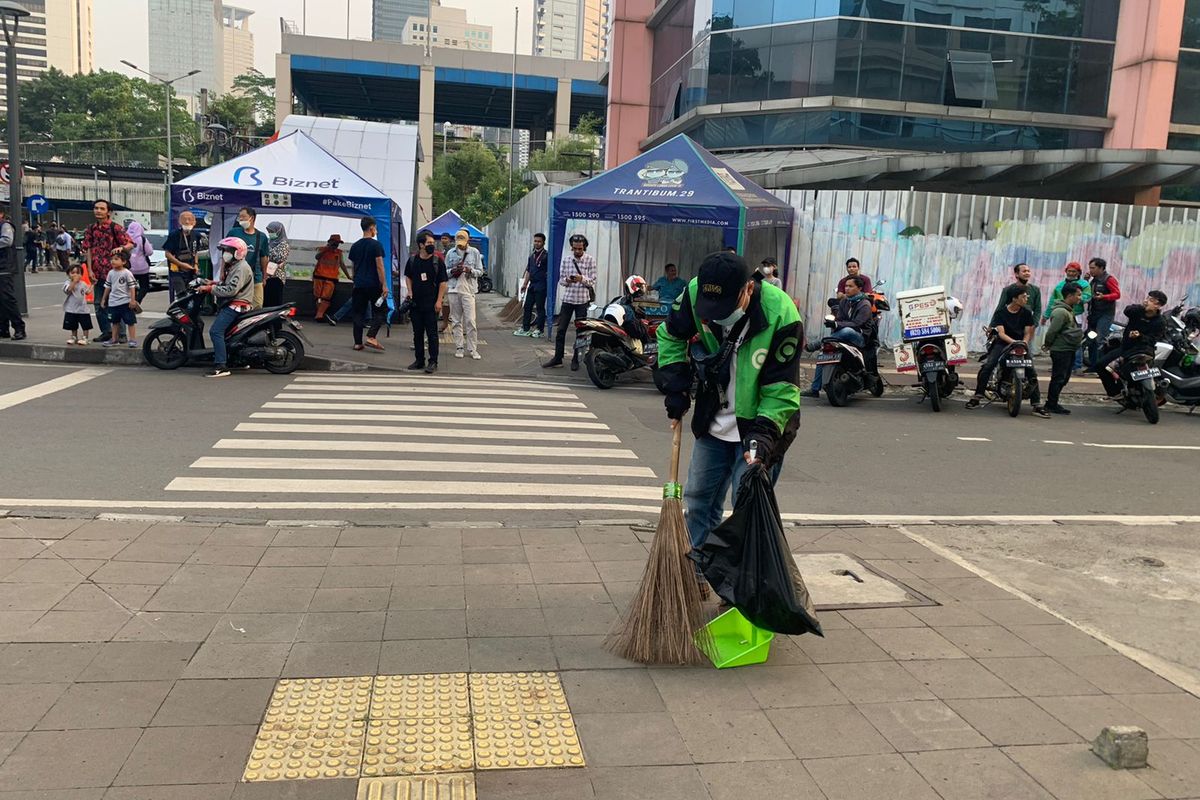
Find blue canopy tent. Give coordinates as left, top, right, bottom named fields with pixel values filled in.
left=421, top=209, right=490, bottom=267
left=547, top=133, right=795, bottom=313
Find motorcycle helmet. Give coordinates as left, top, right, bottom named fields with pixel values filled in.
left=625, top=275, right=647, bottom=298
left=216, top=236, right=248, bottom=262
left=1184, top=307, right=1200, bottom=332
left=603, top=302, right=627, bottom=326
left=946, top=296, right=964, bottom=319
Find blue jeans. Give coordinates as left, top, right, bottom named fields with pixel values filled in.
left=93, top=291, right=111, bottom=339
left=332, top=296, right=354, bottom=322
left=684, top=434, right=784, bottom=551
left=1086, top=311, right=1115, bottom=368
left=810, top=327, right=865, bottom=392
left=210, top=305, right=240, bottom=368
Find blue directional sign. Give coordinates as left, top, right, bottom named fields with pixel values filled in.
left=26, top=194, right=49, bottom=214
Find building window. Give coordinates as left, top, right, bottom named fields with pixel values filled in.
left=948, top=50, right=998, bottom=102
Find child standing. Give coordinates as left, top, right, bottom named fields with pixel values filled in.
left=62, top=264, right=93, bottom=345
left=100, top=252, right=140, bottom=348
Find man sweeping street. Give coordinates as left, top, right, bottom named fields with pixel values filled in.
left=655, top=251, right=803, bottom=554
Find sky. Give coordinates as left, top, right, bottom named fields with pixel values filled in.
left=97, top=0, right=535, bottom=81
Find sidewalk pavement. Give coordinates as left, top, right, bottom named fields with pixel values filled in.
left=0, top=514, right=1195, bottom=799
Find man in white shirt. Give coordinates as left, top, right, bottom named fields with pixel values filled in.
left=444, top=229, right=484, bottom=359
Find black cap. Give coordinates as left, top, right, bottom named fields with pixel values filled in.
left=695, top=251, right=751, bottom=321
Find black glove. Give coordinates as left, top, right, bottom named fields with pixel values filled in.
left=664, top=391, right=690, bottom=421
left=743, top=422, right=778, bottom=466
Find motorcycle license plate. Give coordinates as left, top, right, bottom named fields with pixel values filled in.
left=1130, top=367, right=1160, bottom=380
left=1005, top=357, right=1033, bottom=368
left=816, top=350, right=842, bottom=365
left=919, top=360, right=945, bottom=374
left=575, top=332, right=591, bottom=350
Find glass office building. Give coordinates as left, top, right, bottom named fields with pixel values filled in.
left=648, top=0, right=1122, bottom=152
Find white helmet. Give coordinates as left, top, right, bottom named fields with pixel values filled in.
left=603, top=301, right=627, bottom=326
left=946, top=296, right=964, bottom=319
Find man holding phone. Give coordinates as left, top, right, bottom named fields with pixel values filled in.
left=543, top=233, right=596, bottom=370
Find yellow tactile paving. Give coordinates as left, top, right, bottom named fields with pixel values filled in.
left=244, top=671, right=583, bottom=784
left=356, top=773, right=476, bottom=800
left=371, top=673, right=471, bottom=719
left=468, top=672, right=571, bottom=716
left=473, top=713, right=584, bottom=770
left=361, top=717, right=474, bottom=776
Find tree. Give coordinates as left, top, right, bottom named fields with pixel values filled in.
left=232, top=68, right=276, bottom=132
left=12, top=68, right=194, bottom=166
left=204, top=92, right=257, bottom=136
left=428, top=141, right=528, bottom=223
left=527, top=117, right=602, bottom=174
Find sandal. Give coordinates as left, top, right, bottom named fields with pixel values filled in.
left=964, top=396, right=982, bottom=409
left=365, top=339, right=385, bottom=352
left=352, top=344, right=364, bottom=351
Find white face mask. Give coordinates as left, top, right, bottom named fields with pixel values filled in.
left=714, top=307, right=745, bottom=328
left=222, top=252, right=235, bottom=264
left=238, top=219, right=252, bottom=230
left=182, top=225, right=193, bottom=232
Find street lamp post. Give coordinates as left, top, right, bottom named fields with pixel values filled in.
left=0, top=0, right=30, bottom=315
left=442, top=121, right=452, bottom=156
left=120, top=61, right=199, bottom=190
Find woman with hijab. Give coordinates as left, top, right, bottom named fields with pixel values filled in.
left=264, top=221, right=290, bottom=307
left=125, top=221, right=155, bottom=303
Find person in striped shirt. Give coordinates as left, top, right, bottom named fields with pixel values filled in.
left=543, top=234, right=597, bottom=370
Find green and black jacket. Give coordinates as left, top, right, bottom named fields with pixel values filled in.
left=655, top=279, right=803, bottom=456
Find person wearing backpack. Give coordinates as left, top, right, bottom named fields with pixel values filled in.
left=1042, top=282, right=1085, bottom=414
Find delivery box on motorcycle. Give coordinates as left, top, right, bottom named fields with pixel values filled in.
left=896, top=285, right=951, bottom=341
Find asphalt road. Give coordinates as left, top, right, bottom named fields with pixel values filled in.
left=0, top=360, right=1196, bottom=522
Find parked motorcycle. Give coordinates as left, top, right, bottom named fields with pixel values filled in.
left=817, top=315, right=884, bottom=406
left=142, top=280, right=306, bottom=374
left=1089, top=330, right=1162, bottom=424
left=1156, top=297, right=1200, bottom=411
left=893, top=288, right=965, bottom=412
left=573, top=297, right=660, bottom=389
left=979, top=332, right=1039, bottom=417
left=478, top=272, right=494, bottom=293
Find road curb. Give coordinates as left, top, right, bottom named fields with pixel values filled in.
left=0, top=340, right=366, bottom=372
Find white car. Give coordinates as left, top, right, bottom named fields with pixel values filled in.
left=145, top=230, right=169, bottom=289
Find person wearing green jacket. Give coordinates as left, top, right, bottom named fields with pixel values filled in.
left=1043, top=262, right=1092, bottom=371
left=655, top=251, right=803, bottom=553
left=993, top=262, right=1043, bottom=325
left=1042, top=282, right=1085, bottom=414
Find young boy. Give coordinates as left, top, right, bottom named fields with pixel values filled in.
left=100, top=252, right=140, bottom=348
left=62, top=264, right=92, bottom=345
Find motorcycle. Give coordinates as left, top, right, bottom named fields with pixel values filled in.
left=978, top=332, right=1039, bottom=417
left=573, top=297, right=660, bottom=389
left=817, top=284, right=888, bottom=406
left=1155, top=297, right=1200, bottom=411
left=894, top=289, right=965, bottom=413
left=142, top=279, right=306, bottom=374
left=478, top=272, right=494, bottom=293
left=1089, top=329, right=1162, bottom=424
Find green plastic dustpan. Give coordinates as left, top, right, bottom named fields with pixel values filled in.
left=695, top=607, right=774, bottom=669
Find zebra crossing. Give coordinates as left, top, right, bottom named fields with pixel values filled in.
left=162, top=373, right=664, bottom=517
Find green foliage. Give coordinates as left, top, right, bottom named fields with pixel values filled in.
left=574, top=112, right=603, bottom=137
left=527, top=118, right=602, bottom=174
left=13, top=68, right=195, bottom=166
left=205, top=92, right=257, bottom=135
left=231, top=68, right=276, bottom=135
left=428, top=140, right=528, bottom=224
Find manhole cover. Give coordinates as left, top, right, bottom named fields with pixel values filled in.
left=793, top=553, right=936, bottom=610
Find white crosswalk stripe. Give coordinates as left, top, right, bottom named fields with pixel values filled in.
left=165, top=371, right=659, bottom=515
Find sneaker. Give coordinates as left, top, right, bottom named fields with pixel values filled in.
left=127, top=340, right=138, bottom=348
left=542, top=359, right=563, bottom=368
left=96, top=332, right=111, bottom=343
left=67, top=336, right=77, bottom=345
left=406, top=360, right=426, bottom=371
left=77, top=337, right=88, bottom=346
left=513, top=328, right=530, bottom=336
left=1046, top=404, right=1072, bottom=415
left=118, top=335, right=128, bottom=344
left=454, top=349, right=464, bottom=359
left=424, top=362, right=437, bottom=374
left=965, top=396, right=982, bottom=409
left=206, top=367, right=231, bottom=378
left=803, top=389, right=820, bottom=399
left=101, top=340, right=117, bottom=348
left=530, top=329, right=543, bottom=337
left=570, top=359, right=579, bottom=371
left=469, top=351, right=482, bottom=360
left=1031, top=406, right=1051, bottom=419
left=11, top=331, right=25, bottom=341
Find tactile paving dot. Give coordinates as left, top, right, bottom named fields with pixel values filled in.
left=473, top=713, right=585, bottom=770
left=355, top=773, right=476, bottom=800
left=468, top=672, right=571, bottom=716
left=243, top=720, right=367, bottom=781
left=361, top=717, right=474, bottom=776
left=262, top=676, right=373, bottom=731
left=372, top=673, right=471, bottom=719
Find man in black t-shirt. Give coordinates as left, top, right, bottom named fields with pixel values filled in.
left=404, top=230, right=448, bottom=373
left=966, top=284, right=1048, bottom=417
left=348, top=216, right=388, bottom=351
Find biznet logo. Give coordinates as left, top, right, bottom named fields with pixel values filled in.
left=234, top=165, right=341, bottom=189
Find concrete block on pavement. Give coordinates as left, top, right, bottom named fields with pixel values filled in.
left=1091, top=725, right=1149, bottom=769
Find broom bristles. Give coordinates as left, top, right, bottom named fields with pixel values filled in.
left=605, top=496, right=711, bottom=665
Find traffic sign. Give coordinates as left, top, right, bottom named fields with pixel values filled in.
left=0, top=162, right=19, bottom=184
left=26, top=194, right=48, bottom=214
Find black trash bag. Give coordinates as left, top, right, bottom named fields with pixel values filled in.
left=691, top=464, right=823, bottom=637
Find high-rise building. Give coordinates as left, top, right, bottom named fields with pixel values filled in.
left=372, top=0, right=430, bottom=42
left=533, top=0, right=609, bottom=61
left=401, top=2, right=492, bottom=51
left=0, top=0, right=94, bottom=118
left=220, top=5, right=255, bottom=93
left=148, top=0, right=220, bottom=104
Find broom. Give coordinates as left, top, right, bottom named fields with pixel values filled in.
left=605, top=421, right=710, bottom=665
